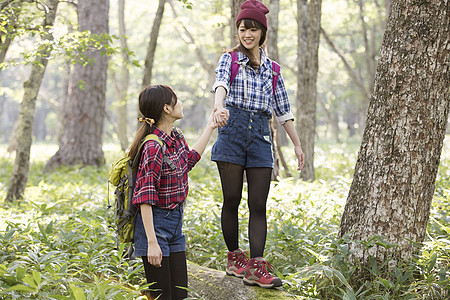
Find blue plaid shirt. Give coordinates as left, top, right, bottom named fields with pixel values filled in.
left=212, top=49, right=294, bottom=124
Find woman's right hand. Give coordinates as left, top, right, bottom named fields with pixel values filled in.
left=147, top=241, right=162, bottom=267
left=213, top=106, right=229, bottom=128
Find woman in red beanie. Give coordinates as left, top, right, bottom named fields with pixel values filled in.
left=210, top=0, right=305, bottom=289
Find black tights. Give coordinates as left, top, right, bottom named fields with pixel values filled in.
left=217, top=162, right=272, bottom=258
left=141, top=251, right=187, bottom=300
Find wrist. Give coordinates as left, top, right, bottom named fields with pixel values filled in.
left=148, top=239, right=158, bottom=245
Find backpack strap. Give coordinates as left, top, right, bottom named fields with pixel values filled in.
left=229, top=51, right=240, bottom=86
left=271, top=61, right=280, bottom=95
left=132, top=134, right=176, bottom=171
left=229, top=51, right=280, bottom=96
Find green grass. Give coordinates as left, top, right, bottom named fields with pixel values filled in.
left=0, top=137, right=449, bottom=299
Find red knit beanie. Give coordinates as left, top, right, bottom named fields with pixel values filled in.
left=236, top=0, right=270, bottom=30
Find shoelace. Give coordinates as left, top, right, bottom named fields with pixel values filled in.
left=237, top=252, right=249, bottom=267
left=256, top=260, right=275, bottom=278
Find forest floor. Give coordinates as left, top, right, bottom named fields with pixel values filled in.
left=0, top=135, right=448, bottom=299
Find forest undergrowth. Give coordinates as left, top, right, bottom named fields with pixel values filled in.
left=0, top=136, right=448, bottom=299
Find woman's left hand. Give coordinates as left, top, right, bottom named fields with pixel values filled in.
left=295, top=145, right=305, bottom=170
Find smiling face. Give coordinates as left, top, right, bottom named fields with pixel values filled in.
left=238, top=23, right=262, bottom=52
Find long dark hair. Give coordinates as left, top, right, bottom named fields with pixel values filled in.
left=127, top=84, right=177, bottom=160
left=230, top=19, right=267, bottom=69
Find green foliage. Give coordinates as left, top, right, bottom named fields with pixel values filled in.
left=0, top=138, right=449, bottom=299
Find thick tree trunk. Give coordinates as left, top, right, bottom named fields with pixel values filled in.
left=339, top=0, right=449, bottom=265
left=141, top=0, right=166, bottom=89
left=297, top=0, right=322, bottom=181
left=5, top=0, right=59, bottom=201
left=46, top=0, right=109, bottom=170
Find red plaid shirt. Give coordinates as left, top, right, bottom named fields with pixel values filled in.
left=132, top=127, right=201, bottom=209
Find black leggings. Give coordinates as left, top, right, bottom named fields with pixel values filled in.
left=217, top=161, right=272, bottom=258
left=141, top=251, right=187, bottom=300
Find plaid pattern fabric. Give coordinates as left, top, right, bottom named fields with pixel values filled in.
left=132, top=127, right=201, bottom=209
left=212, top=49, right=294, bottom=123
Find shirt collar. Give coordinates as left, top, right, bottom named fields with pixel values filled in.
left=153, top=126, right=177, bottom=148
left=236, top=48, right=270, bottom=69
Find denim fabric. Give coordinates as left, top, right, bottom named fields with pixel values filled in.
left=134, top=204, right=185, bottom=257
left=211, top=106, right=273, bottom=168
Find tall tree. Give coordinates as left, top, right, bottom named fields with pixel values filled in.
left=141, top=0, right=166, bottom=89
left=296, top=0, right=322, bottom=181
left=46, top=0, right=109, bottom=170
left=266, top=0, right=291, bottom=178
left=6, top=0, right=60, bottom=201
left=339, top=0, right=449, bottom=265
left=111, top=0, right=130, bottom=151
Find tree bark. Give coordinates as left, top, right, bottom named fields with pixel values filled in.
left=141, top=0, right=166, bottom=89
left=6, top=0, right=59, bottom=201
left=46, top=0, right=109, bottom=170
left=339, top=0, right=449, bottom=265
left=297, top=0, right=322, bottom=181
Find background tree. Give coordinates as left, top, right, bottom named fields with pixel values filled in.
left=230, top=0, right=245, bottom=45
left=46, top=0, right=109, bottom=169
left=297, top=0, right=322, bottom=181
left=5, top=0, right=60, bottom=201
left=0, top=1, right=19, bottom=65
left=141, top=0, right=166, bottom=89
left=339, top=0, right=449, bottom=265
left=110, top=0, right=130, bottom=151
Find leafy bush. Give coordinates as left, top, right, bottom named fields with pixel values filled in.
left=0, top=138, right=449, bottom=299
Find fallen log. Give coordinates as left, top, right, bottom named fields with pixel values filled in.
left=187, top=262, right=296, bottom=299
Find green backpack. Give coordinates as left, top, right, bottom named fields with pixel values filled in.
left=108, top=134, right=173, bottom=256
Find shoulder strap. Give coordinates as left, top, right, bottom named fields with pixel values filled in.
left=230, top=52, right=280, bottom=96
left=132, top=134, right=176, bottom=171
left=229, top=51, right=240, bottom=86
left=271, top=61, right=280, bottom=95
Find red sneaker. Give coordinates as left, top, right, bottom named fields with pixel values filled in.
left=243, top=257, right=282, bottom=288
left=226, top=249, right=249, bottom=278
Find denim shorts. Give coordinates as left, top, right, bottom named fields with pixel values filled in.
left=133, top=204, right=185, bottom=257
left=211, top=106, right=273, bottom=168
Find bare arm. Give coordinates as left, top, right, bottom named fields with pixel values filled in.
left=191, top=108, right=220, bottom=156
left=213, top=86, right=229, bottom=127
left=140, top=204, right=162, bottom=267
left=282, top=120, right=305, bottom=170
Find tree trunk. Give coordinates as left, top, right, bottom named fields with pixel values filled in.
left=141, top=0, right=166, bottom=89
left=115, top=0, right=129, bottom=151
left=358, top=0, right=376, bottom=91
left=5, top=0, right=59, bottom=201
left=46, top=0, right=109, bottom=170
left=0, top=1, right=18, bottom=65
left=297, top=0, right=322, bottom=181
left=230, top=0, right=245, bottom=46
left=339, top=0, right=449, bottom=266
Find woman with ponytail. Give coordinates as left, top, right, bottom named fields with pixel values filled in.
left=130, top=84, right=220, bottom=299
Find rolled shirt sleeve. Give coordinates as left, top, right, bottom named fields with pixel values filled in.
left=211, top=53, right=232, bottom=95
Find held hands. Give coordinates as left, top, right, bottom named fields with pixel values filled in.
left=295, top=145, right=305, bottom=171
left=212, top=106, right=229, bottom=128
left=147, top=241, right=162, bottom=267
